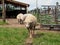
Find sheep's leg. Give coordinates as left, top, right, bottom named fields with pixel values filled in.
left=28, top=29, right=30, bottom=37
left=29, top=30, right=32, bottom=38
left=33, top=24, right=36, bottom=29
left=32, top=30, right=35, bottom=37
left=30, top=30, right=35, bottom=38
left=20, top=19, right=23, bottom=24
left=18, top=19, right=20, bottom=23
left=32, top=26, right=35, bottom=37
left=27, top=29, right=32, bottom=38
left=32, top=25, right=35, bottom=33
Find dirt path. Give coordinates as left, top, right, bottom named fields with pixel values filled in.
left=0, top=19, right=25, bottom=28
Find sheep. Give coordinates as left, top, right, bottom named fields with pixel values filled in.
left=16, top=13, right=24, bottom=24
left=24, top=14, right=37, bottom=38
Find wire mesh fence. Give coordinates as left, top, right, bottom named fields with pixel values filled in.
left=29, top=2, right=60, bottom=25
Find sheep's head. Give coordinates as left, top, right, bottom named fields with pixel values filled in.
left=24, top=22, right=35, bottom=30
left=20, top=19, right=24, bottom=24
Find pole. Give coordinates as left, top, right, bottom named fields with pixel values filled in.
left=55, top=2, right=59, bottom=24
left=36, top=0, right=38, bottom=14
left=2, top=0, right=6, bottom=22
left=36, top=0, right=38, bottom=21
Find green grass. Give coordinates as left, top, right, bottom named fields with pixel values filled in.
left=33, top=31, right=60, bottom=45
left=0, top=27, right=60, bottom=45
left=0, top=27, right=28, bottom=45
left=0, top=21, right=8, bottom=25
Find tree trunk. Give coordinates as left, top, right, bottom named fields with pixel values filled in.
left=2, top=0, right=6, bottom=22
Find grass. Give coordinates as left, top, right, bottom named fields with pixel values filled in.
left=0, top=21, right=8, bottom=25
left=0, top=27, right=60, bottom=45
left=33, top=31, right=60, bottom=45
left=0, top=27, right=28, bottom=45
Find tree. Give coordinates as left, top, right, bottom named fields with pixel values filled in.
left=2, top=0, right=6, bottom=22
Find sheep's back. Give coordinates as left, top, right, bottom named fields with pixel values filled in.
left=17, top=13, right=23, bottom=19
left=24, top=14, right=37, bottom=23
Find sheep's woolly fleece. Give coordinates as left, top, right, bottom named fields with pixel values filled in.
left=17, top=13, right=24, bottom=20
left=24, top=14, right=37, bottom=23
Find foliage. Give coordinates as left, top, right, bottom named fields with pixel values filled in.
left=40, top=14, right=55, bottom=24
left=29, top=8, right=56, bottom=24
left=33, top=13, right=40, bottom=22
left=33, top=14, right=55, bottom=24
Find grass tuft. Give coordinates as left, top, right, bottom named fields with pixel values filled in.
left=0, top=21, right=8, bottom=25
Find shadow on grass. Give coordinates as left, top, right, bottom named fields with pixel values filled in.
left=25, top=42, right=33, bottom=45
left=39, top=28, right=60, bottom=31
left=33, top=33, right=44, bottom=38
left=25, top=37, right=33, bottom=45
left=35, top=28, right=40, bottom=30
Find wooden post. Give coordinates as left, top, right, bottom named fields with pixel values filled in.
left=54, top=2, right=59, bottom=24
left=48, top=6, right=51, bottom=14
left=2, top=0, right=6, bottom=22
left=26, top=7, right=28, bottom=13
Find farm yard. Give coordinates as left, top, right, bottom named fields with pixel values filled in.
left=0, top=19, right=60, bottom=45
left=0, top=0, right=60, bottom=45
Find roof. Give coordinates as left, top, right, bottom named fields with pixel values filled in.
left=0, top=0, right=29, bottom=7
left=41, top=5, right=56, bottom=7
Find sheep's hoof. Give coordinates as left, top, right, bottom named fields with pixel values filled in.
left=29, top=35, right=33, bottom=38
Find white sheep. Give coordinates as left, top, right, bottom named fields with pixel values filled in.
left=16, top=13, right=24, bottom=24
left=24, top=14, right=37, bottom=38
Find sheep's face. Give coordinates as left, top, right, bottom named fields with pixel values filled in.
left=20, top=19, right=23, bottom=24
left=24, top=22, right=30, bottom=29
left=24, top=22, right=34, bottom=30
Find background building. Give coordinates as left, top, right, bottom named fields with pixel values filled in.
left=0, top=0, right=29, bottom=18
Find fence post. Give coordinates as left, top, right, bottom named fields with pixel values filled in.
left=2, top=0, right=6, bottom=22
left=54, top=2, right=59, bottom=24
